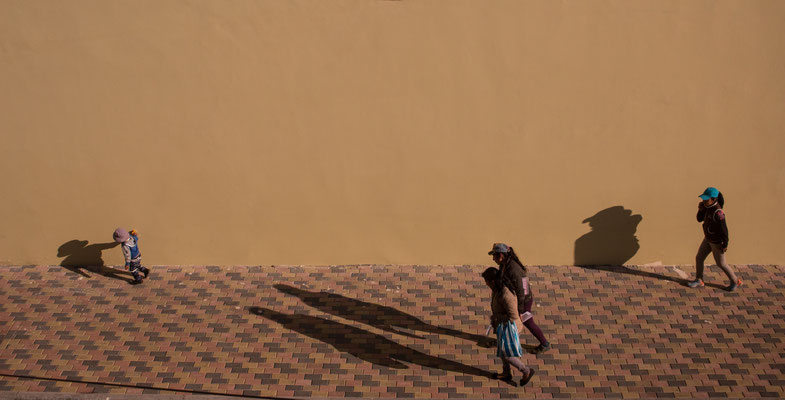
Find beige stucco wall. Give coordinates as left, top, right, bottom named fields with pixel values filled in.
left=2, top=0, right=784, bottom=267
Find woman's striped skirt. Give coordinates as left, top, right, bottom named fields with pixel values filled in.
left=496, top=320, right=523, bottom=358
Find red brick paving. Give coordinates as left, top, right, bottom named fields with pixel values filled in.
left=1, top=264, right=784, bottom=398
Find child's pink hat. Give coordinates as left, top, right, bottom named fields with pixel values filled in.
left=113, top=228, right=130, bottom=243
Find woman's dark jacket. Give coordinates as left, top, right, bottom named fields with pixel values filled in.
left=697, top=203, right=729, bottom=248
left=499, top=257, right=533, bottom=311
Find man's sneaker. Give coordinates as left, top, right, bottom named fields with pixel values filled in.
left=532, top=342, right=551, bottom=354
left=687, top=279, right=704, bottom=288
left=141, top=267, right=150, bottom=279
left=728, top=279, right=742, bottom=292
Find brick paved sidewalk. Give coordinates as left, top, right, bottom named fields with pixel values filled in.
left=1, top=264, right=784, bottom=399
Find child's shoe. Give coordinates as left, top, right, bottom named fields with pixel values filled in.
left=687, top=279, right=704, bottom=288
left=130, top=270, right=144, bottom=285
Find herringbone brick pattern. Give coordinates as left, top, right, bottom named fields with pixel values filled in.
left=1, top=264, right=783, bottom=398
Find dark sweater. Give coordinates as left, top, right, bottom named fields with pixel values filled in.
left=697, top=203, right=729, bottom=248
left=499, top=257, right=533, bottom=311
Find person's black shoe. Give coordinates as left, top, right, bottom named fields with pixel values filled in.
left=520, top=367, right=535, bottom=386
left=141, top=267, right=150, bottom=279
left=531, top=342, right=551, bottom=354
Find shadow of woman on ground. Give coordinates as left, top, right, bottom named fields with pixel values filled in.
left=573, top=206, right=688, bottom=285
left=57, top=239, right=130, bottom=281
left=274, top=284, right=494, bottom=348
left=249, top=307, right=503, bottom=382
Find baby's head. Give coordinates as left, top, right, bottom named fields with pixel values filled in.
left=113, top=228, right=130, bottom=243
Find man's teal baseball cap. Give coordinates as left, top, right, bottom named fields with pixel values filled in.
left=699, top=187, right=719, bottom=200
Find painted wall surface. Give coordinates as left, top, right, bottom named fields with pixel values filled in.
left=2, top=0, right=784, bottom=267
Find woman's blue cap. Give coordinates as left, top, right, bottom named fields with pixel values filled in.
left=488, top=243, right=510, bottom=255
left=699, top=187, right=719, bottom=200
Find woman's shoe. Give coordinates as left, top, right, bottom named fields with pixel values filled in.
left=687, top=279, right=704, bottom=288
left=532, top=342, right=551, bottom=354
left=728, top=279, right=742, bottom=291
left=520, top=367, right=536, bottom=386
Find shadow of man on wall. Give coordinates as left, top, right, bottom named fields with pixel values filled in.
left=274, top=284, right=494, bottom=347
left=574, top=206, right=642, bottom=266
left=249, top=307, right=497, bottom=381
left=57, top=240, right=130, bottom=281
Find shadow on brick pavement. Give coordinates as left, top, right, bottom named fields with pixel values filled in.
left=1, top=264, right=784, bottom=398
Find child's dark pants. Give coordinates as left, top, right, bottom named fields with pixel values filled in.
left=129, top=260, right=146, bottom=281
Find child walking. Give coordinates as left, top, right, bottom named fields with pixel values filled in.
left=113, top=228, right=149, bottom=285
left=687, top=187, right=741, bottom=291
left=483, top=267, right=536, bottom=387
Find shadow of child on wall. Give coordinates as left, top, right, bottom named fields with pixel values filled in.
left=574, top=206, right=687, bottom=285
left=57, top=240, right=130, bottom=281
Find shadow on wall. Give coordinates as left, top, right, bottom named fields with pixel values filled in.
left=573, top=207, right=690, bottom=286
left=574, top=206, right=642, bottom=266
left=56, top=240, right=129, bottom=281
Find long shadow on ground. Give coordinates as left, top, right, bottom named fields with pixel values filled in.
left=249, top=307, right=499, bottom=381
left=575, top=264, right=692, bottom=286
left=274, top=284, right=493, bottom=347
